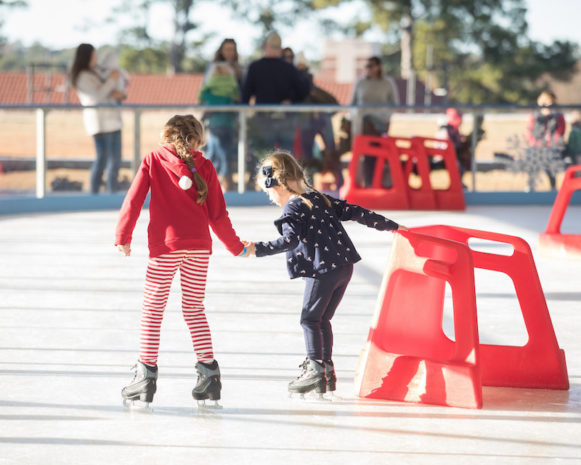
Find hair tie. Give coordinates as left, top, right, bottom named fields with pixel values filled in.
left=190, top=167, right=197, bottom=173
left=262, top=165, right=278, bottom=188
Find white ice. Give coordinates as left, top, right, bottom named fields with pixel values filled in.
left=0, top=205, right=579, bottom=465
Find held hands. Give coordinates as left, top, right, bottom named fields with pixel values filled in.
left=239, top=241, right=256, bottom=257
left=117, top=244, right=131, bottom=256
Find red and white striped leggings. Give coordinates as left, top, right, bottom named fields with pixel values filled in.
left=139, top=249, right=213, bottom=366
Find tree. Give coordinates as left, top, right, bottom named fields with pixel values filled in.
left=0, top=0, right=27, bottom=46
left=302, top=0, right=578, bottom=104
left=110, top=0, right=208, bottom=74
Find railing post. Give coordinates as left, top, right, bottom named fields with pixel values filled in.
left=237, top=107, right=248, bottom=193
left=351, top=106, right=362, bottom=141
left=35, top=108, right=46, bottom=199
left=132, top=109, right=141, bottom=173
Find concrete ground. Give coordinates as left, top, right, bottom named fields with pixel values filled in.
left=0, top=204, right=580, bottom=465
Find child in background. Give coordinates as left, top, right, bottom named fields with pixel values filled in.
left=245, top=152, right=406, bottom=397
left=115, top=114, right=248, bottom=408
left=198, top=63, right=240, bottom=191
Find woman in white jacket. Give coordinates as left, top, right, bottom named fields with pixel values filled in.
left=70, top=43, right=125, bottom=194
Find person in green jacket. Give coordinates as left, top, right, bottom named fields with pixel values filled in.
left=198, top=63, right=240, bottom=191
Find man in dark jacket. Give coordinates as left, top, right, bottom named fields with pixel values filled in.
left=242, top=32, right=310, bottom=155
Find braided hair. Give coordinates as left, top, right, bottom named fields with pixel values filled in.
left=161, top=114, right=208, bottom=204
left=257, top=151, right=331, bottom=209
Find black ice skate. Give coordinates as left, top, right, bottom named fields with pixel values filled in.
left=122, top=360, right=158, bottom=409
left=324, top=360, right=337, bottom=390
left=324, top=360, right=341, bottom=400
left=288, top=358, right=327, bottom=399
left=192, top=360, right=222, bottom=409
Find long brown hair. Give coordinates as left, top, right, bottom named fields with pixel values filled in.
left=257, top=151, right=331, bottom=209
left=214, top=38, right=239, bottom=63
left=70, top=43, right=95, bottom=87
left=161, top=114, right=208, bottom=204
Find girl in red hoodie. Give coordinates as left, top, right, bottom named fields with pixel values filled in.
left=115, top=114, right=247, bottom=408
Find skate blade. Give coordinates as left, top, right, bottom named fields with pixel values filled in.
left=195, top=399, right=223, bottom=411
left=324, top=391, right=342, bottom=401
left=288, top=391, right=330, bottom=402
left=123, top=398, right=153, bottom=412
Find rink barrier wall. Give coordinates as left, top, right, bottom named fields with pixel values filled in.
left=1, top=191, right=581, bottom=215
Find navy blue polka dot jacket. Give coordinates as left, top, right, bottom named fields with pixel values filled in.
left=254, top=192, right=399, bottom=279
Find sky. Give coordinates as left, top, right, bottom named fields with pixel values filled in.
left=2, top=0, right=581, bottom=63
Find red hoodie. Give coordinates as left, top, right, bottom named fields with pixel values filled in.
left=115, top=145, right=244, bottom=258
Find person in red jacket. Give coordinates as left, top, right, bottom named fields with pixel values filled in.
left=115, top=114, right=248, bottom=409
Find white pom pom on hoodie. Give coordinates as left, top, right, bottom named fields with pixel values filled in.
left=179, top=176, right=193, bottom=190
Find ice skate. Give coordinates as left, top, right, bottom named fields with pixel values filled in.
left=323, top=360, right=341, bottom=400
left=192, top=360, right=222, bottom=409
left=121, top=360, right=158, bottom=411
left=288, top=358, right=327, bottom=400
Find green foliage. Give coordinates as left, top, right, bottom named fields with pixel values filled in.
left=0, top=41, right=75, bottom=71
left=348, top=0, right=579, bottom=104
left=119, top=45, right=170, bottom=74
left=0, top=0, right=578, bottom=105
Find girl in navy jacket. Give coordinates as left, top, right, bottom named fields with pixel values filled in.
left=246, top=151, right=406, bottom=397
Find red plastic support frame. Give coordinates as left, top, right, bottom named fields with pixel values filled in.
left=394, top=136, right=438, bottom=210
left=539, top=164, right=581, bottom=260
left=412, top=137, right=466, bottom=210
left=355, top=229, right=482, bottom=409
left=339, top=135, right=410, bottom=210
left=414, top=225, right=569, bottom=390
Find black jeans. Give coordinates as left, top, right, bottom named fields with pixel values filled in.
left=300, top=264, right=353, bottom=361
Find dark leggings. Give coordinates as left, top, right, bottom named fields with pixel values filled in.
left=300, top=264, right=353, bottom=361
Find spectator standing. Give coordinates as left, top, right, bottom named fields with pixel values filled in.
left=350, top=56, right=400, bottom=185
left=292, top=51, right=341, bottom=187
left=70, top=43, right=124, bottom=194
left=199, top=63, right=240, bottom=191
left=205, top=38, right=243, bottom=87
left=242, top=32, right=310, bottom=155
left=350, top=56, right=400, bottom=137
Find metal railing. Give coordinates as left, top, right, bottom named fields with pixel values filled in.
left=2, top=102, right=580, bottom=198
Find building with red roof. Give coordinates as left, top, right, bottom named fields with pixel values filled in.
left=0, top=71, right=437, bottom=106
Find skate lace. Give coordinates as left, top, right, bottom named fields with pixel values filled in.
left=295, top=359, right=310, bottom=380
left=128, top=363, right=139, bottom=382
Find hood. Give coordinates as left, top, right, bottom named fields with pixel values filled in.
left=159, top=145, right=204, bottom=190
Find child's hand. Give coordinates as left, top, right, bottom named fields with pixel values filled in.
left=117, top=244, right=131, bottom=256
left=397, top=225, right=409, bottom=232
left=239, top=242, right=249, bottom=257
left=239, top=241, right=255, bottom=257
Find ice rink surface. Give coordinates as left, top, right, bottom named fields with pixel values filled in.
left=0, top=204, right=580, bottom=464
